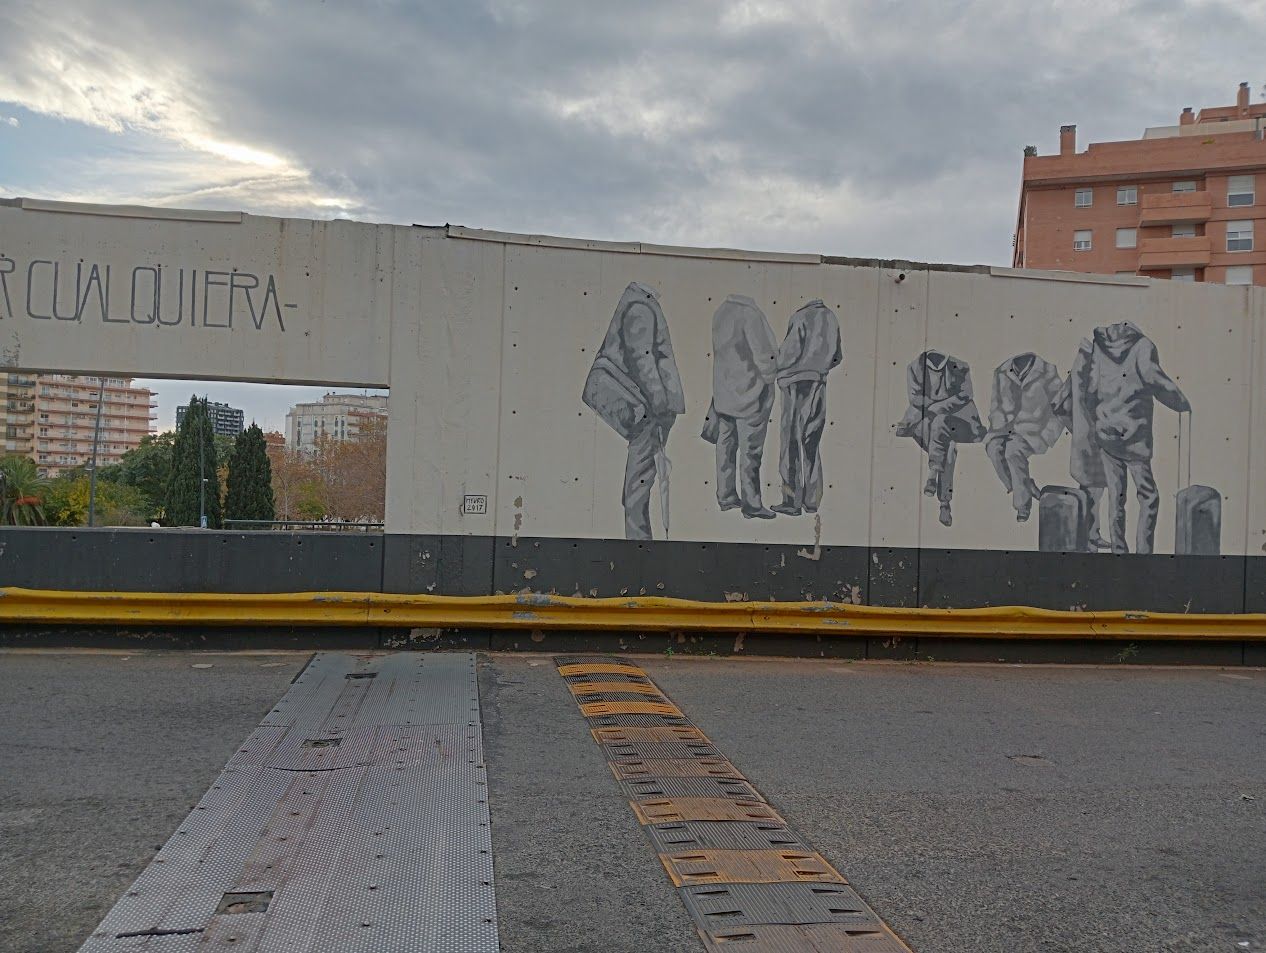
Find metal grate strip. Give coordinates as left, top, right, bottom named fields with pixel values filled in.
left=645, top=822, right=811, bottom=853
left=679, top=883, right=878, bottom=928
left=77, top=653, right=499, bottom=953
left=630, top=798, right=785, bottom=825
left=593, top=726, right=709, bottom=744
left=610, top=759, right=743, bottom=781
left=619, top=777, right=762, bottom=802
left=698, top=923, right=912, bottom=952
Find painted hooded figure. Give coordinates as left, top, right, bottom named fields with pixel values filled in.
left=984, top=352, right=1064, bottom=520
left=590, top=282, right=685, bottom=540
left=1052, top=338, right=1108, bottom=550
left=1084, top=321, right=1189, bottom=554
left=895, top=350, right=985, bottom=526
left=772, top=300, right=843, bottom=516
left=705, top=294, right=778, bottom=518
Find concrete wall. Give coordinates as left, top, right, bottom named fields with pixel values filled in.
left=391, top=229, right=1265, bottom=560
left=3, top=198, right=1265, bottom=608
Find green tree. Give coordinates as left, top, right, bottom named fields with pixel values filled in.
left=0, top=455, right=50, bottom=525
left=164, top=396, right=223, bottom=528
left=45, top=475, right=149, bottom=527
left=225, top=423, right=276, bottom=524
left=99, top=431, right=175, bottom=522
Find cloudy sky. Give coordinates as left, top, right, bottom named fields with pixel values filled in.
left=1, top=0, right=1262, bottom=429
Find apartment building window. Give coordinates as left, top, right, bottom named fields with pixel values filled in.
left=1074, top=188, right=1093, bottom=207
left=1172, top=181, right=1197, bottom=193
left=1116, top=185, right=1138, bottom=205
left=1171, top=268, right=1196, bottom=282
left=1115, top=228, right=1138, bottom=249
left=1172, top=224, right=1196, bottom=238
left=1073, top=230, right=1092, bottom=251
left=1227, top=175, right=1255, bottom=207
left=1225, top=265, right=1253, bottom=285
left=1227, top=220, right=1254, bottom=251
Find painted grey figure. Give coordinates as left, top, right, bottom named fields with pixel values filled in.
left=704, top=295, right=778, bottom=519
left=582, top=282, right=685, bottom=540
left=1051, top=338, right=1108, bottom=551
left=772, top=300, right=842, bottom=516
left=985, top=353, right=1064, bottom=521
left=895, top=350, right=985, bottom=527
left=1085, top=321, right=1189, bottom=554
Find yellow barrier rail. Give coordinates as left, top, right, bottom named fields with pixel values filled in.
left=1, top=588, right=1264, bottom=640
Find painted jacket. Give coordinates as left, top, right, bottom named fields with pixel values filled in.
left=1052, top=339, right=1105, bottom=488
left=711, top=294, right=778, bottom=418
left=897, top=351, right=984, bottom=436
left=985, top=353, right=1065, bottom=451
left=776, top=300, right=843, bottom=385
left=1087, top=321, right=1189, bottom=462
left=597, top=282, right=685, bottom=419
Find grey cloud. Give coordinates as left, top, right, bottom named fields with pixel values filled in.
left=1, top=0, right=1263, bottom=265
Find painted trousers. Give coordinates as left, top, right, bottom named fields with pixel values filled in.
left=623, top=418, right=669, bottom=540
left=778, top=379, right=827, bottom=512
left=911, top=415, right=976, bottom=502
left=985, top=435, right=1037, bottom=514
left=1102, top=451, right=1158, bottom=555
left=715, top=387, right=773, bottom=512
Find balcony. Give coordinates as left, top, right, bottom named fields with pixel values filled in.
left=1138, top=235, right=1212, bottom=270
left=1138, top=191, right=1212, bottom=226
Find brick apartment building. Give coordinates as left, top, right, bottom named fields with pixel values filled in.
left=1014, top=82, right=1266, bottom=285
left=9, top=375, right=158, bottom=477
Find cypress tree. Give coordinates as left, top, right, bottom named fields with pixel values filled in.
left=225, top=423, right=276, bottom=524
left=164, top=397, right=223, bottom=528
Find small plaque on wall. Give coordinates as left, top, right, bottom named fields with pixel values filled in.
left=462, top=494, right=488, bottom=515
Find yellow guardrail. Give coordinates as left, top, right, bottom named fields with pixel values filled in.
left=1, top=587, right=1264, bottom=640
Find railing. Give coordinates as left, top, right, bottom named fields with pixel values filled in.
left=222, top=520, right=385, bottom=532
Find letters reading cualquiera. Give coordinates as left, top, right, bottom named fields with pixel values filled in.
left=0, top=256, right=291, bottom=331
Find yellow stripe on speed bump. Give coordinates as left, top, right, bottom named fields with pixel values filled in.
left=557, top=663, right=648, bottom=677
left=579, top=700, right=683, bottom=717
left=568, top=681, right=664, bottom=696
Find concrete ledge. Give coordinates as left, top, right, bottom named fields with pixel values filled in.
left=2, top=588, right=1265, bottom=640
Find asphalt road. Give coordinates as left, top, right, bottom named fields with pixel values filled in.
left=1, top=649, right=1263, bottom=953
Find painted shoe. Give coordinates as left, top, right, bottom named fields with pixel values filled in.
left=938, top=503, right=953, bottom=527
left=771, top=502, right=802, bottom=516
left=923, top=475, right=938, bottom=497
left=742, top=506, right=776, bottom=520
left=718, top=497, right=742, bottom=511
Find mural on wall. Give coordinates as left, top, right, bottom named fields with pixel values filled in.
left=894, top=351, right=986, bottom=527
left=702, top=295, right=778, bottom=519
left=1084, top=320, right=1190, bottom=555
left=579, top=283, right=1223, bottom=556
left=985, top=353, right=1064, bottom=522
left=582, top=282, right=684, bottom=541
left=773, top=300, right=843, bottom=516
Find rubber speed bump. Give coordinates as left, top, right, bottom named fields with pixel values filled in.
left=658, top=849, right=846, bottom=887
left=554, top=655, right=914, bottom=952
left=610, top=759, right=743, bottom=781
left=592, top=725, right=708, bottom=744
left=568, top=681, right=665, bottom=696
left=630, top=798, right=784, bottom=824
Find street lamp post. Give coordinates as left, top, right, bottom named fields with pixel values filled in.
left=87, top=376, right=106, bottom=527
left=198, top=397, right=208, bottom=529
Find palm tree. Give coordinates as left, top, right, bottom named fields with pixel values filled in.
left=0, top=456, right=50, bottom=526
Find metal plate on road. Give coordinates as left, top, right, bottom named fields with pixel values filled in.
left=679, top=883, right=878, bottom=928
left=77, top=652, right=498, bottom=953
left=699, top=923, right=913, bottom=952
left=658, top=849, right=846, bottom=887
left=618, top=776, right=762, bottom=801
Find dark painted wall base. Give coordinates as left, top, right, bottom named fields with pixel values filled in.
left=2, top=528, right=1263, bottom=613
left=0, top=624, right=1257, bottom=666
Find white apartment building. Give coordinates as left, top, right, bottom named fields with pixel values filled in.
left=285, top=392, right=388, bottom=451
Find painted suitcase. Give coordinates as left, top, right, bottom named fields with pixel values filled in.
left=1038, top=485, right=1091, bottom=553
left=1175, top=485, right=1221, bottom=555
left=1174, top=412, right=1222, bottom=556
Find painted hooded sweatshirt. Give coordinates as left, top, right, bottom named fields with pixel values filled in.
left=776, top=300, right=843, bottom=385
left=711, top=294, right=778, bottom=418
left=1052, top=338, right=1105, bottom=488
left=1087, top=321, right=1189, bottom=462
left=596, top=281, right=685, bottom=419
left=897, top=350, right=984, bottom=436
left=986, top=353, right=1064, bottom=451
